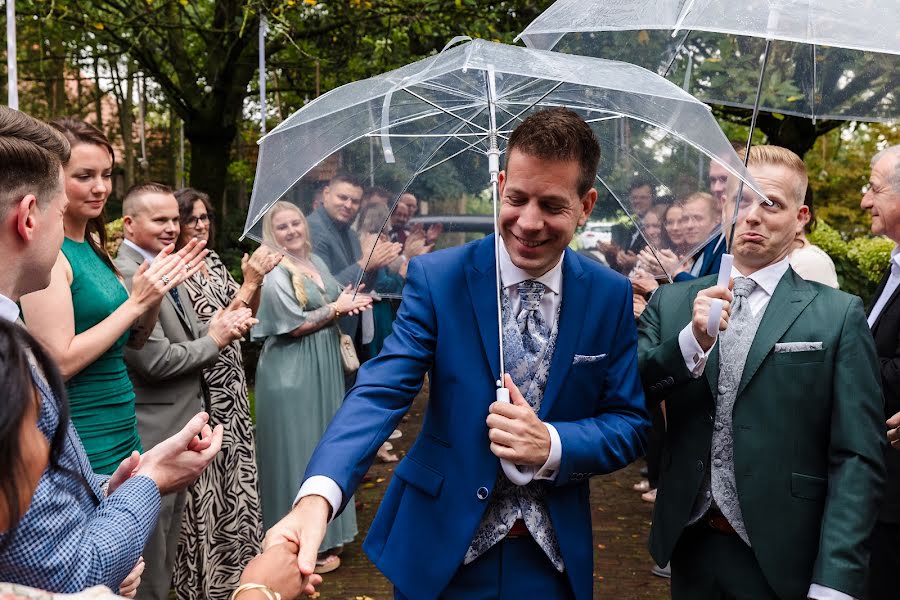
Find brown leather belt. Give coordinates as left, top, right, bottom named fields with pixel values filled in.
left=506, top=519, right=530, bottom=538
left=704, top=512, right=737, bottom=535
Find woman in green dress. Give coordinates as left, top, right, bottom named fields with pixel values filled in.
left=20, top=118, right=206, bottom=475
left=253, top=201, right=371, bottom=574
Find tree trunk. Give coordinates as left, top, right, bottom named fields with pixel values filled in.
left=184, top=121, right=236, bottom=247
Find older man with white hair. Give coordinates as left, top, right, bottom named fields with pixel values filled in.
left=861, top=144, right=900, bottom=600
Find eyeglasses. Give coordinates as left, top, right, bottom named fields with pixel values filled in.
left=185, top=214, right=212, bottom=227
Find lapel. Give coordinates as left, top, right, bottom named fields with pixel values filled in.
left=539, top=249, right=587, bottom=419
left=317, top=207, right=355, bottom=266
left=466, top=236, right=501, bottom=387
left=118, top=243, right=196, bottom=336
left=870, top=268, right=900, bottom=334
left=464, top=237, right=588, bottom=418
left=736, top=268, right=817, bottom=397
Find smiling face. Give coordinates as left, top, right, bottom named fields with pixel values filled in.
left=681, top=196, right=719, bottom=248
left=499, top=149, right=596, bottom=277
left=629, top=184, right=653, bottom=217
left=642, top=210, right=663, bottom=247
left=664, top=204, right=685, bottom=247
left=270, top=207, right=309, bottom=257
left=63, top=143, right=113, bottom=222
left=180, top=199, right=211, bottom=244
left=124, top=192, right=181, bottom=253
left=726, top=163, right=808, bottom=273
left=861, top=152, right=900, bottom=242
left=323, top=181, right=363, bottom=225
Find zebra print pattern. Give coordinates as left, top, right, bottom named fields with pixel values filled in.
left=173, top=250, right=263, bottom=600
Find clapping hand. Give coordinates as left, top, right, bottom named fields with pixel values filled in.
left=129, top=239, right=209, bottom=309
left=360, top=233, right=402, bottom=270
left=242, top=245, right=284, bottom=287
left=403, top=227, right=434, bottom=259
left=135, top=412, right=223, bottom=495
left=208, top=308, right=257, bottom=349
left=888, top=411, right=900, bottom=450
left=638, top=247, right=680, bottom=279
left=334, top=284, right=373, bottom=316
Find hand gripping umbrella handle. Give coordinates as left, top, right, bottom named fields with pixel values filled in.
left=706, top=253, right=734, bottom=338
left=496, top=387, right=536, bottom=486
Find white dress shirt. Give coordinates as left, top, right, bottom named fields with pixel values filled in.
left=677, top=256, right=855, bottom=600
left=0, top=293, right=20, bottom=323
left=297, top=240, right=565, bottom=520
left=867, top=245, right=900, bottom=327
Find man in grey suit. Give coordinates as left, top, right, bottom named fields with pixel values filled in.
left=306, top=173, right=400, bottom=352
left=116, top=182, right=256, bottom=600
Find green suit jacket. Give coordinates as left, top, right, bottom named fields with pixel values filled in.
left=638, top=268, right=886, bottom=599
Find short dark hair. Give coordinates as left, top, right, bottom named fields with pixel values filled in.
left=0, top=107, right=70, bottom=217
left=506, top=108, right=600, bottom=196
left=49, top=117, right=118, bottom=274
left=628, top=177, right=655, bottom=195
left=328, top=173, right=364, bottom=190
left=122, top=182, right=175, bottom=217
left=174, top=188, right=216, bottom=249
left=0, top=321, right=70, bottom=551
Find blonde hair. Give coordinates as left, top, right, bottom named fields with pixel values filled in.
left=739, top=145, right=808, bottom=205
left=681, top=191, right=719, bottom=219
left=262, top=201, right=313, bottom=308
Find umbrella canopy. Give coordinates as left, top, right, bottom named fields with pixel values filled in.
left=242, top=38, right=764, bottom=294
left=518, top=0, right=899, bottom=123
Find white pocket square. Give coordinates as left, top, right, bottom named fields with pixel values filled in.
left=573, top=353, right=607, bottom=365
left=774, top=341, right=823, bottom=353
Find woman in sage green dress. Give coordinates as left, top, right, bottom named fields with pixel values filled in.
left=20, top=118, right=205, bottom=476
left=253, top=201, right=371, bottom=574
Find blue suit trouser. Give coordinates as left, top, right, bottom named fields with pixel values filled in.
left=394, top=536, right=574, bottom=600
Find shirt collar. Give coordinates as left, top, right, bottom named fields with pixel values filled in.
left=890, top=245, right=900, bottom=275
left=0, top=293, right=20, bottom=323
left=498, top=236, right=563, bottom=295
left=122, top=238, right=157, bottom=264
left=733, top=255, right=791, bottom=297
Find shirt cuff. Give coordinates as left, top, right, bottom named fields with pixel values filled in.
left=807, top=584, right=857, bottom=600
left=534, top=423, right=562, bottom=481
left=295, top=476, right=342, bottom=523
left=678, top=323, right=716, bottom=378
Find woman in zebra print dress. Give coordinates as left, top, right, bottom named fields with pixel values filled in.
left=172, top=189, right=282, bottom=600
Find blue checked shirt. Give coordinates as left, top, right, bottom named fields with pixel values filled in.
left=0, top=366, right=161, bottom=592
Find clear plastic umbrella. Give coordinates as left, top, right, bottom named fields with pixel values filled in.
left=241, top=38, right=765, bottom=483
left=518, top=0, right=899, bottom=124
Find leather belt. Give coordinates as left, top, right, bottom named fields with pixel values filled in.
left=704, top=512, right=737, bottom=535
left=506, top=519, right=530, bottom=538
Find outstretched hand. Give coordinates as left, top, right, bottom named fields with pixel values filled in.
left=241, top=542, right=321, bottom=599
left=262, top=495, right=331, bottom=596
left=486, top=374, right=550, bottom=466
left=135, top=412, right=223, bottom=495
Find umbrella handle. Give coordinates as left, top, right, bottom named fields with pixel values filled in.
left=496, top=387, right=536, bottom=486
left=706, top=253, right=734, bottom=338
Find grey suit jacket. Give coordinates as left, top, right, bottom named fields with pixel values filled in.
left=306, top=206, right=366, bottom=337
left=115, top=243, right=220, bottom=450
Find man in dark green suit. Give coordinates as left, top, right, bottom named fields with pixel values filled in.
left=638, top=145, right=885, bottom=600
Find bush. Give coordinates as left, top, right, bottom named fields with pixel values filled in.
left=808, top=221, right=892, bottom=300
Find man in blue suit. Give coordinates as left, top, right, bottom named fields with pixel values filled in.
left=262, top=108, right=649, bottom=599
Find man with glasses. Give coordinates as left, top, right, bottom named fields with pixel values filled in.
left=861, top=145, right=900, bottom=600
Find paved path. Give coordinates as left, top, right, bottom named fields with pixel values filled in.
left=312, top=393, right=670, bottom=600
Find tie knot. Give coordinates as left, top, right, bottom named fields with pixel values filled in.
left=732, top=277, right=756, bottom=299
left=517, top=280, right=545, bottom=311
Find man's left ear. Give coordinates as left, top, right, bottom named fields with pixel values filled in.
left=579, top=188, right=598, bottom=226
left=15, top=194, right=39, bottom=242
left=797, top=205, right=810, bottom=232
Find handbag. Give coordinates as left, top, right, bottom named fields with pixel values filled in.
left=338, top=329, right=360, bottom=373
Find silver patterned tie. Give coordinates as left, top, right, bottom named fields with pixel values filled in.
left=516, top=280, right=548, bottom=358
left=711, top=275, right=759, bottom=545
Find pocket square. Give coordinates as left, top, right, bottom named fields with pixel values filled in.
left=774, top=341, right=823, bottom=353
left=573, top=353, right=607, bottom=365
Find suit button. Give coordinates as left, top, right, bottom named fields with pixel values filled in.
left=713, top=459, right=723, bottom=467
left=696, top=460, right=704, bottom=472
left=476, top=487, right=489, bottom=500
left=718, top=384, right=729, bottom=395
left=665, top=376, right=675, bottom=385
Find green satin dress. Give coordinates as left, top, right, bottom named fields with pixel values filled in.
left=252, top=257, right=358, bottom=551
left=62, top=237, right=142, bottom=475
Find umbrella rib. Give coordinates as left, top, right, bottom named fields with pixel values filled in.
left=414, top=133, right=493, bottom=176
left=497, top=81, right=565, bottom=131
left=398, top=88, right=489, bottom=132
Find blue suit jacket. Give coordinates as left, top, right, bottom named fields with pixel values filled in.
left=304, top=235, right=649, bottom=599
left=674, top=234, right=726, bottom=282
